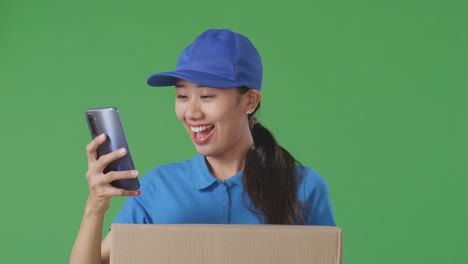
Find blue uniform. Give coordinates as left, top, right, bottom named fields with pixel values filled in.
left=113, top=154, right=336, bottom=225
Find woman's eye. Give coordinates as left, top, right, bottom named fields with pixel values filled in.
left=177, top=95, right=188, bottom=99
left=201, top=95, right=214, bottom=99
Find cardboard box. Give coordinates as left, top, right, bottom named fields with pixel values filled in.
left=111, top=224, right=342, bottom=264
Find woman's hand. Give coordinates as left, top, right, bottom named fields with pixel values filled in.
left=85, top=133, right=140, bottom=215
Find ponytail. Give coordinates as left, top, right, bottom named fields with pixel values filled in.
left=239, top=88, right=305, bottom=224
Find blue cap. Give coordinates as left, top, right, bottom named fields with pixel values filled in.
left=147, top=29, right=263, bottom=91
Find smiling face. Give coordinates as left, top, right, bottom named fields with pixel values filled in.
left=175, top=80, right=260, bottom=160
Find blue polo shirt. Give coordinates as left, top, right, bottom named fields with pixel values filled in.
left=113, top=154, right=335, bottom=225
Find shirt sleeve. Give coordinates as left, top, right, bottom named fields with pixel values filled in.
left=301, top=167, right=336, bottom=226
left=112, top=168, right=158, bottom=225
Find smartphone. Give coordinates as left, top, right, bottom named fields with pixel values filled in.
left=85, top=107, right=140, bottom=190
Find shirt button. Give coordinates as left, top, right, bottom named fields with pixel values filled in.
left=223, top=200, right=228, bottom=206
left=226, top=182, right=232, bottom=187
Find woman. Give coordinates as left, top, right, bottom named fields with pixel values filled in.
left=70, top=29, right=335, bottom=264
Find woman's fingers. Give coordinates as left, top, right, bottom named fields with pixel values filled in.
left=85, top=133, right=130, bottom=181
left=106, top=186, right=141, bottom=197
left=104, top=170, right=139, bottom=182
left=86, top=133, right=107, bottom=164
left=86, top=134, right=129, bottom=173
left=88, top=169, right=137, bottom=188
left=84, top=135, right=140, bottom=213
left=88, top=170, right=140, bottom=199
left=93, top=148, right=128, bottom=172
left=91, top=184, right=141, bottom=198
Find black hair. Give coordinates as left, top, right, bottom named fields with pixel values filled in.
left=238, top=87, right=305, bottom=224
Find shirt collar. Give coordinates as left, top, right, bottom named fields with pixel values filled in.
left=190, top=154, right=244, bottom=190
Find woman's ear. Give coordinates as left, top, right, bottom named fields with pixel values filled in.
left=245, top=90, right=262, bottom=113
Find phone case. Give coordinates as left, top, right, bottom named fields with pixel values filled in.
left=85, top=107, right=140, bottom=190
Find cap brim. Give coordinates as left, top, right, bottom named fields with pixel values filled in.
left=147, top=70, right=244, bottom=88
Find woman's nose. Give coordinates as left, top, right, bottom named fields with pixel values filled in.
left=185, top=100, right=203, bottom=120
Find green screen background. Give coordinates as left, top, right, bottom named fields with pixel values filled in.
left=1, top=0, right=467, bottom=263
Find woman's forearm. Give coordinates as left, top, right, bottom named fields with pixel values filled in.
left=70, top=199, right=106, bottom=264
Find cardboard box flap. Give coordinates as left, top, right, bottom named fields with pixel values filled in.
left=111, top=224, right=342, bottom=264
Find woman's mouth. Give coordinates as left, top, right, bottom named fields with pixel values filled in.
left=190, top=124, right=215, bottom=144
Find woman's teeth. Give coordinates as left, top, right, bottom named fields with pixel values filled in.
left=190, top=124, right=214, bottom=133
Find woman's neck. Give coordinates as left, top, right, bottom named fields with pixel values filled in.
left=205, top=136, right=253, bottom=181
